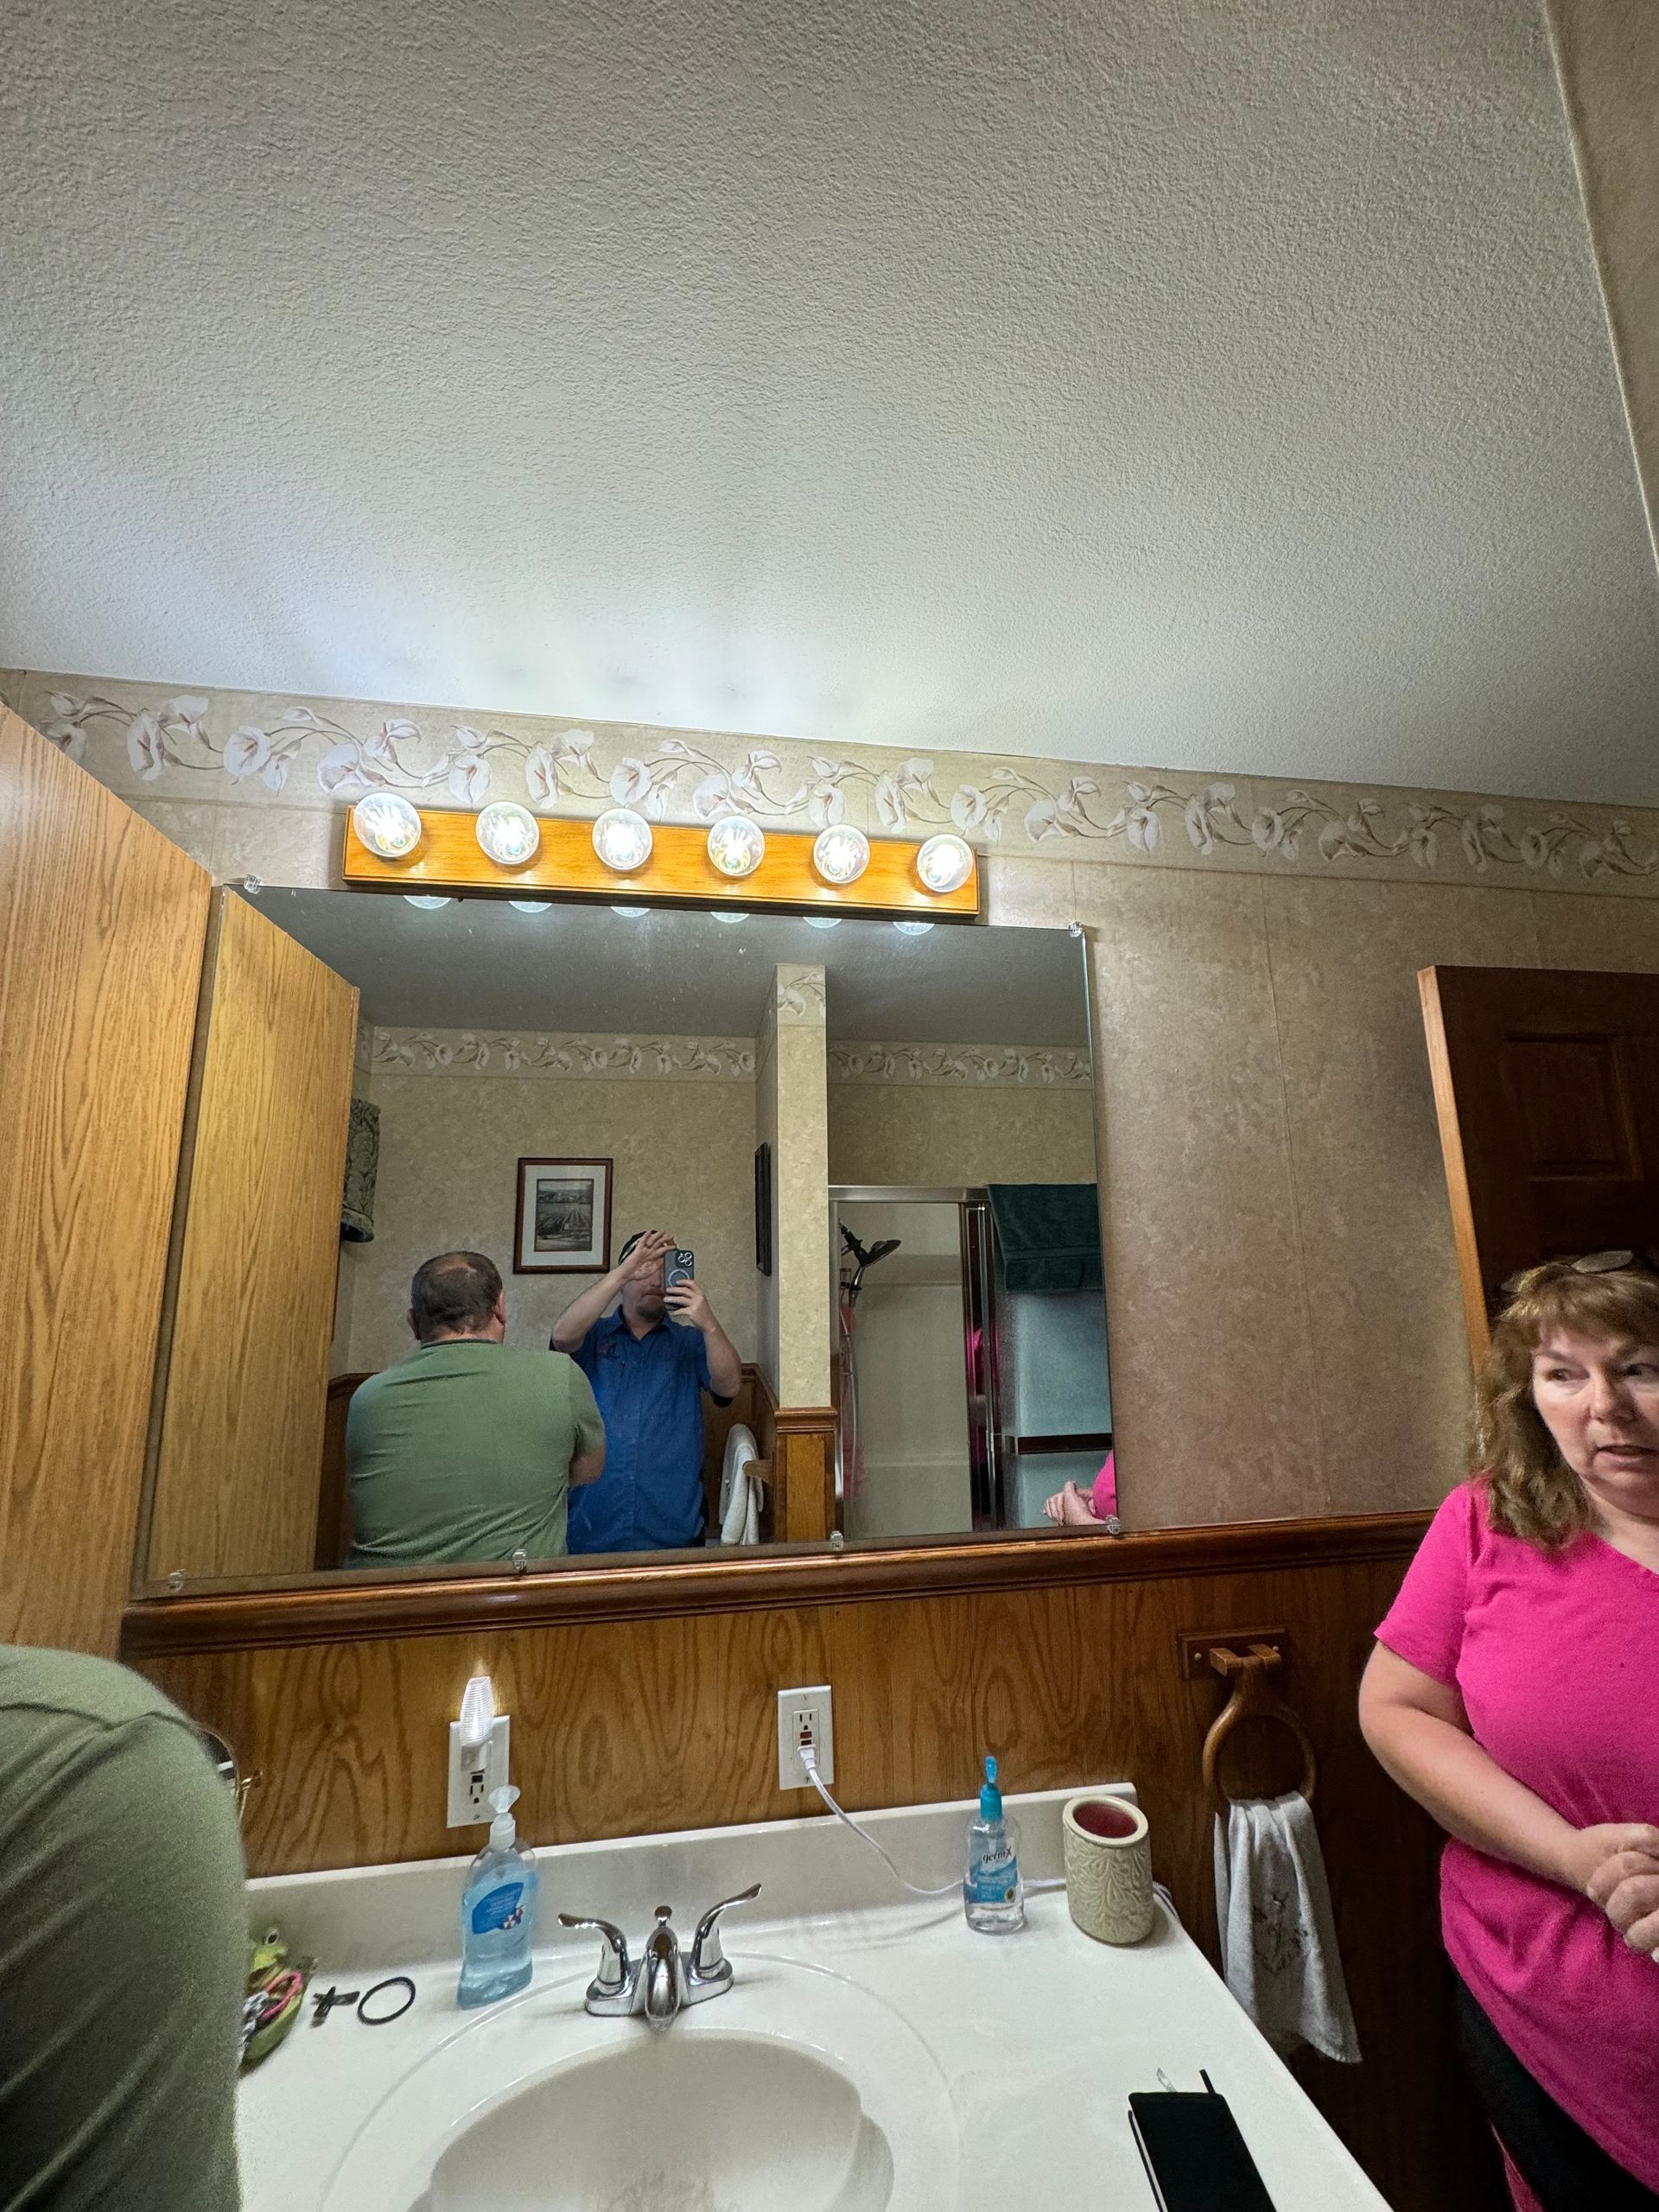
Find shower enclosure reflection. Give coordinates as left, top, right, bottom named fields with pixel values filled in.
left=832, top=1185, right=1112, bottom=1538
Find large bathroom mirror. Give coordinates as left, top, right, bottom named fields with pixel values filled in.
left=135, top=889, right=1109, bottom=1595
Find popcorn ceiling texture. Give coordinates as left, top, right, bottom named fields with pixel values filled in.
left=3, top=0, right=1659, bottom=804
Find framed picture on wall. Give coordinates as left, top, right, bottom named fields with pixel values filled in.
left=513, top=1157, right=613, bottom=1274
left=753, top=1142, right=773, bottom=1276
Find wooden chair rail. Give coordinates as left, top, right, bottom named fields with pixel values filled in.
left=121, top=1509, right=1432, bottom=1658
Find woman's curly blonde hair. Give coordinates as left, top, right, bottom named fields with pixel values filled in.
left=1474, top=1260, right=1659, bottom=1548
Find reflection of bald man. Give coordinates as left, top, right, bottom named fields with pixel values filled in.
left=347, top=1251, right=605, bottom=1567
left=551, top=1230, right=741, bottom=1554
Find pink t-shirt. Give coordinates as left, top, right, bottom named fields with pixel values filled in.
left=1376, top=1481, right=1659, bottom=2190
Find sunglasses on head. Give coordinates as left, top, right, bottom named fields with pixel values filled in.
left=1498, top=1249, right=1659, bottom=1300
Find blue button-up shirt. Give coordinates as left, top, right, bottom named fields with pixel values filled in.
left=566, top=1313, right=728, bottom=1554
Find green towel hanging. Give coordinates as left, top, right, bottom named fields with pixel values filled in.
left=986, top=1182, right=1103, bottom=1294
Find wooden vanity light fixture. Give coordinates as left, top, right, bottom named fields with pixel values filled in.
left=341, top=806, right=981, bottom=923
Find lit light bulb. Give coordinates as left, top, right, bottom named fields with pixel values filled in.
left=592, top=808, right=653, bottom=872
left=915, top=832, right=974, bottom=894
left=353, top=793, right=423, bottom=859
left=893, top=919, right=934, bottom=936
left=509, top=899, right=552, bottom=914
left=475, top=802, right=541, bottom=867
left=804, top=915, right=842, bottom=930
left=711, top=911, right=748, bottom=925
left=812, top=824, right=870, bottom=886
left=707, top=815, right=766, bottom=879
left=404, top=894, right=452, bottom=911
left=610, top=905, right=650, bottom=918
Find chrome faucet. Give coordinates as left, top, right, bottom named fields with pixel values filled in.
left=558, top=1883, right=760, bottom=2032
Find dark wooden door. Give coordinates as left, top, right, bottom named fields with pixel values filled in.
left=1420, top=965, right=1659, bottom=1359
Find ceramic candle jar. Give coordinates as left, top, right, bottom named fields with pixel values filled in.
left=1062, top=1793, right=1156, bottom=1944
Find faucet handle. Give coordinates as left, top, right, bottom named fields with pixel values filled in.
left=556, top=1911, right=632, bottom=1995
left=690, top=1882, right=762, bottom=1981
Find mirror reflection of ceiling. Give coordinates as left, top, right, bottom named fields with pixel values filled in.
left=258, top=893, right=1090, bottom=1046
left=4, top=0, right=1657, bottom=805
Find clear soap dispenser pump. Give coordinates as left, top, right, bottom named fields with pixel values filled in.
left=457, top=1784, right=538, bottom=2007
left=963, top=1755, right=1025, bottom=1933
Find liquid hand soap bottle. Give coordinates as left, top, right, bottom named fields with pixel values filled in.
left=963, top=1755, right=1025, bottom=1933
left=458, top=1784, right=538, bottom=2007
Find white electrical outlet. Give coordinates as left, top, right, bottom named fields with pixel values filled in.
left=777, top=1684, right=834, bottom=1789
left=447, top=1714, right=511, bottom=1827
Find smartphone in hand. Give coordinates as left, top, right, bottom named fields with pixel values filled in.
left=665, top=1249, right=696, bottom=1290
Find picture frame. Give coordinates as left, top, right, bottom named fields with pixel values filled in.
left=753, top=1141, right=773, bottom=1277
left=513, top=1157, right=613, bottom=1274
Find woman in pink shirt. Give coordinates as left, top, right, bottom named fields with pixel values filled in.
left=1361, top=1260, right=1659, bottom=2211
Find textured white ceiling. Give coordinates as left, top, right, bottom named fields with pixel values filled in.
left=4, top=0, right=1658, bottom=803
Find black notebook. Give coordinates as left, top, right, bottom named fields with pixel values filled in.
left=1128, top=2084, right=1279, bottom=2212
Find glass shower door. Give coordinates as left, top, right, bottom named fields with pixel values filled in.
left=833, top=1194, right=976, bottom=1540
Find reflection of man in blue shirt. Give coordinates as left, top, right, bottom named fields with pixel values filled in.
left=550, top=1229, right=741, bottom=1554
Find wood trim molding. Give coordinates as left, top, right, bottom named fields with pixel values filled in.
left=341, top=810, right=980, bottom=921
left=119, top=1509, right=1431, bottom=1658
left=770, top=1403, right=838, bottom=1433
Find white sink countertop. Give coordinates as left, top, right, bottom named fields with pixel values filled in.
left=240, top=1785, right=1389, bottom=2211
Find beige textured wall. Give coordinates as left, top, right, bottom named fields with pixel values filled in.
left=986, top=855, right=1659, bottom=1528
left=342, top=1064, right=759, bottom=1375
left=1545, top=0, right=1659, bottom=567
left=769, top=966, right=830, bottom=1408
left=828, top=1081, right=1095, bottom=1187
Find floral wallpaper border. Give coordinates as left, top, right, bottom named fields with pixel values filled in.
left=366, top=1027, right=757, bottom=1082
left=775, top=964, right=828, bottom=1026
left=8, top=668, right=1659, bottom=895
left=829, top=1041, right=1093, bottom=1089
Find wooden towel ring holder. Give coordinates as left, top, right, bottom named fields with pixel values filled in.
left=1201, top=1642, right=1318, bottom=1813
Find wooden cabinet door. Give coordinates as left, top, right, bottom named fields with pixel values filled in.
left=145, top=890, right=358, bottom=1581
left=0, top=709, right=212, bottom=1651
left=1420, top=964, right=1659, bottom=1359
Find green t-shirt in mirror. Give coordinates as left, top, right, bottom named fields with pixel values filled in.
left=345, top=1339, right=603, bottom=1567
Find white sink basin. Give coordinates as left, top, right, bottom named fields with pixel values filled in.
left=317, top=1951, right=957, bottom=2212
left=413, top=2031, right=893, bottom=2212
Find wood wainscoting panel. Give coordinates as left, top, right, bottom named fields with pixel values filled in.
left=0, top=708, right=212, bottom=1653
left=135, top=1521, right=1502, bottom=2212
left=146, top=892, right=359, bottom=1581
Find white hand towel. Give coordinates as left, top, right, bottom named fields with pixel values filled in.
left=1212, top=1790, right=1360, bottom=2063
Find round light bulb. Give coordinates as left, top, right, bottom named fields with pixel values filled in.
left=812, top=824, right=871, bottom=887
left=893, top=919, right=934, bottom=936
left=804, top=915, right=842, bottom=931
left=509, top=899, right=552, bottom=914
left=592, top=808, right=653, bottom=873
left=707, top=815, right=766, bottom=879
left=475, top=801, right=541, bottom=867
left=404, top=894, right=452, bottom=911
left=915, top=832, right=974, bottom=895
left=610, top=905, right=650, bottom=918
left=353, top=793, right=423, bottom=859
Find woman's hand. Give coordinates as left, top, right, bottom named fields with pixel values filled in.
left=1558, top=1822, right=1659, bottom=1896
left=1579, top=1827, right=1659, bottom=1955
left=1042, top=1481, right=1100, bottom=1528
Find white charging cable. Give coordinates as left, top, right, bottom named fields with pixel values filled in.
left=798, top=1742, right=960, bottom=1897
left=798, top=1740, right=1066, bottom=1897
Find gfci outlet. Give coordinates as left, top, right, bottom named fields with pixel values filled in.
left=777, top=1685, right=834, bottom=1789
left=447, top=1715, right=511, bottom=1827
